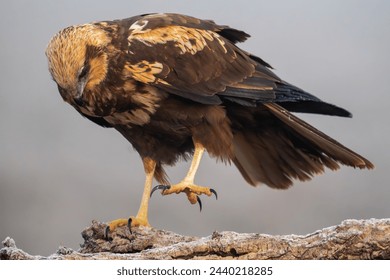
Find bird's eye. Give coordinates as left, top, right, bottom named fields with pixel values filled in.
left=78, top=64, right=90, bottom=80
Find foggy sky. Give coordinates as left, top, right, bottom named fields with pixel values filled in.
left=0, top=0, right=389, bottom=256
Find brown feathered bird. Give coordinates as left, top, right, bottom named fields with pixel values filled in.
left=46, top=13, right=373, bottom=234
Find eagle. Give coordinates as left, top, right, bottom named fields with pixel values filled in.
left=46, top=13, right=373, bottom=235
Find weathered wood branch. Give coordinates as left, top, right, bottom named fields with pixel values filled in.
left=1, top=218, right=389, bottom=260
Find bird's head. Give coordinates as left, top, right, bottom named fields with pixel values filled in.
left=46, top=24, right=111, bottom=106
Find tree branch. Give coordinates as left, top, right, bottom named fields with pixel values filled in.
left=1, top=219, right=389, bottom=260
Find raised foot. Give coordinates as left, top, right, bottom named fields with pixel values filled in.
left=104, top=216, right=150, bottom=239
left=151, top=182, right=217, bottom=211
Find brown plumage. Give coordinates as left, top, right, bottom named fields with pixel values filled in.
left=46, top=13, right=373, bottom=231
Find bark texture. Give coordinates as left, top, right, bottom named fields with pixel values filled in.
left=1, top=219, right=389, bottom=260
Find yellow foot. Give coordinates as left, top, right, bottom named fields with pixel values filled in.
left=150, top=182, right=218, bottom=211
left=104, top=216, right=150, bottom=239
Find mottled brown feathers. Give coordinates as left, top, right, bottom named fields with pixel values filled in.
left=46, top=13, right=373, bottom=189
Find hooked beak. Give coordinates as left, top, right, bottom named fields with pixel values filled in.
left=74, top=80, right=87, bottom=106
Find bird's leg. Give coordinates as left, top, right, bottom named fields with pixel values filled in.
left=105, top=157, right=155, bottom=236
left=151, top=141, right=217, bottom=211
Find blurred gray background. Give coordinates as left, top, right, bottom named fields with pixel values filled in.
left=0, top=0, right=389, bottom=256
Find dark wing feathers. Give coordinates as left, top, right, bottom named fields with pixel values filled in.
left=273, top=83, right=353, bottom=117
left=127, top=31, right=255, bottom=99
left=124, top=13, right=348, bottom=117
left=125, top=14, right=266, bottom=101
left=215, top=26, right=251, bottom=43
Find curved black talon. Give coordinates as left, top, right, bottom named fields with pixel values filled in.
left=210, top=188, right=218, bottom=200
left=104, top=226, right=111, bottom=240
left=197, top=196, right=202, bottom=212
left=127, top=218, right=133, bottom=234
left=150, top=185, right=171, bottom=197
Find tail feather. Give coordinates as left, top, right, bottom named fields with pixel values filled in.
left=232, top=103, right=373, bottom=189
left=264, top=103, right=374, bottom=169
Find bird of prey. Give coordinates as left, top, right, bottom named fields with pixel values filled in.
left=46, top=13, right=373, bottom=235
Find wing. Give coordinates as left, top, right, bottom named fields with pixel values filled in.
left=123, top=13, right=279, bottom=105
left=121, top=13, right=351, bottom=117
